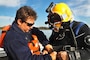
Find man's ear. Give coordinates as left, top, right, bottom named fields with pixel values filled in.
left=17, top=19, right=22, bottom=25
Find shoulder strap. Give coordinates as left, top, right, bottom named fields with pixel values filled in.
left=70, top=21, right=85, bottom=36
left=75, top=22, right=85, bottom=36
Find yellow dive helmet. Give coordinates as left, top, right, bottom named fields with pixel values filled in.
left=51, top=3, right=73, bottom=22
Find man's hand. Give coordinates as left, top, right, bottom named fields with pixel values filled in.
left=45, top=44, right=54, bottom=53
left=42, top=49, right=48, bottom=55
left=50, top=51, right=57, bottom=60
left=57, top=51, right=69, bottom=60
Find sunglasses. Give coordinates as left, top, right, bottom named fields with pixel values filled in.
left=23, top=21, right=34, bottom=27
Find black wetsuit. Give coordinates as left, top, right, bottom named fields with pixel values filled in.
left=49, top=21, right=90, bottom=60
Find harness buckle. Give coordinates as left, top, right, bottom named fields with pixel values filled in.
left=63, top=45, right=75, bottom=51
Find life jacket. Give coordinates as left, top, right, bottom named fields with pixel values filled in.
left=0, top=25, right=40, bottom=55
left=0, top=25, right=11, bottom=47
left=28, top=35, right=40, bottom=55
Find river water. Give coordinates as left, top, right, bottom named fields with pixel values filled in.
left=0, top=30, right=1, bottom=35
left=40, top=30, right=52, bottom=39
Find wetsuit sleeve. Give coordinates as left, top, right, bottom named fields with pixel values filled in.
left=32, top=27, right=49, bottom=46
left=78, top=24, right=90, bottom=48
left=77, top=24, right=90, bottom=60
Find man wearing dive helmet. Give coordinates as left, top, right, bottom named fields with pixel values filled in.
left=45, top=2, right=90, bottom=60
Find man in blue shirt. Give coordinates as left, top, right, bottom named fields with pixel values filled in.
left=3, top=6, right=57, bottom=60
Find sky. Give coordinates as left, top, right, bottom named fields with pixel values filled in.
left=0, top=0, right=90, bottom=27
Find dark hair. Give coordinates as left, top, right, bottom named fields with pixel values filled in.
left=15, top=6, right=37, bottom=23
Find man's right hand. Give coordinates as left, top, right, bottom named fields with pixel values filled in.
left=50, top=51, right=57, bottom=60
left=57, top=51, right=69, bottom=60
